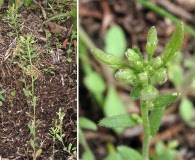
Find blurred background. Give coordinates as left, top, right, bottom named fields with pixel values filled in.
left=79, top=0, right=195, bottom=159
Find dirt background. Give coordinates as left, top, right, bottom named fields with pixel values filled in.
left=79, top=0, right=195, bottom=159
left=0, top=1, right=77, bottom=159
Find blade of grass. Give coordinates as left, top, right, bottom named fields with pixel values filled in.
left=136, top=0, right=195, bottom=36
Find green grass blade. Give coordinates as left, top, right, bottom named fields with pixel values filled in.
left=136, top=0, right=195, bottom=36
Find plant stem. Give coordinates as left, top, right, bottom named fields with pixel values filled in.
left=141, top=101, right=150, bottom=160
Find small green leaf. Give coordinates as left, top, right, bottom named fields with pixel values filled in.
left=146, top=26, right=158, bottom=57
left=149, top=93, right=180, bottom=136
left=162, top=22, right=184, bottom=64
left=105, top=25, right=127, bottom=59
left=167, top=64, right=184, bottom=87
left=117, top=145, right=142, bottom=160
left=35, top=149, right=42, bottom=158
left=104, top=86, right=127, bottom=132
left=152, top=92, right=180, bottom=109
left=179, top=97, right=195, bottom=127
left=104, top=153, right=123, bottom=160
left=99, top=114, right=142, bottom=128
left=84, top=71, right=106, bottom=94
left=0, top=89, right=5, bottom=101
left=82, top=150, right=95, bottom=160
left=79, top=117, right=97, bottom=131
left=91, top=48, right=129, bottom=69
left=149, top=108, right=165, bottom=137
left=130, top=85, right=144, bottom=100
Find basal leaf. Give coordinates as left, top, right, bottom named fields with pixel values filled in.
left=104, top=85, right=127, bottom=132
left=104, top=153, right=123, bottom=160
left=117, top=145, right=142, bottom=160
left=99, top=114, right=142, bottom=128
left=179, top=97, right=195, bottom=127
left=146, top=26, right=158, bottom=57
left=162, top=22, right=184, bottom=64
left=149, top=108, right=164, bottom=137
left=84, top=71, right=106, bottom=94
left=79, top=117, right=97, bottom=131
left=82, top=150, right=95, bottom=160
left=105, top=25, right=127, bottom=59
left=130, top=85, right=144, bottom=100
left=152, top=93, right=180, bottom=108
left=167, top=64, right=184, bottom=87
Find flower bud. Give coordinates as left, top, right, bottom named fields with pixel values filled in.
left=115, top=69, right=135, bottom=81
left=140, top=85, right=159, bottom=101
left=136, top=72, right=148, bottom=86
left=155, top=68, right=167, bottom=84
left=151, top=56, right=163, bottom=69
left=145, top=101, right=154, bottom=110
left=125, top=49, right=141, bottom=63
left=133, top=61, right=143, bottom=71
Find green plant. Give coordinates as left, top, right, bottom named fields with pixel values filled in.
left=79, top=117, right=97, bottom=160
left=2, top=4, right=23, bottom=37
left=41, top=3, right=77, bottom=30
left=67, top=29, right=77, bottom=55
left=45, top=30, right=52, bottom=55
left=17, top=34, right=42, bottom=160
left=48, top=108, right=76, bottom=159
left=0, top=89, right=5, bottom=106
left=91, top=23, right=184, bottom=160
left=43, top=66, right=55, bottom=75
left=150, top=140, right=179, bottom=160
left=166, top=53, right=195, bottom=127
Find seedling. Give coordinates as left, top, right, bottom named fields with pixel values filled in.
left=2, top=4, right=23, bottom=38
left=0, top=89, right=5, bottom=106
left=91, top=23, right=184, bottom=160
left=48, top=108, right=77, bottom=159
left=17, top=34, right=42, bottom=160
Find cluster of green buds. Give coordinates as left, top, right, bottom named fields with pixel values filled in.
left=91, top=23, right=184, bottom=109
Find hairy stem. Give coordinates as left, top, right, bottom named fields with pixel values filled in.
left=141, top=101, right=150, bottom=160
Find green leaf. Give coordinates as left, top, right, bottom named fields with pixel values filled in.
left=167, top=64, right=184, bottom=87
left=79, top=117, right=97, bottom=131
left=82, top=150, right=95, bottom=160
left=105, top=25, right=127, bottom=59
left=152, top=93, right=180, bottom=109
left=179, top=97, right=195, bottom=127
left=162, top=22, right=184, bottom=64
left=99, top=114, right=142, bottom=128
left=146, top=26, right=158, bottom=57
left=149, top=108, right=164, bottom=137
left=149, top=92, right=180, bottom=136
left=104, top=153, right=123, bottom=160
left=104, top=86, right=127, bottom=132
left=35, top=149, right=42, bottom=158
left=91, top=48, right=129, bottom=69
left=84, top=71, right=106, bottom=94
left=0, top=89, right=5, bottom=101
left=117, top=145, right=142, bottom=160
left=130, top=85, right=144, bottom=100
